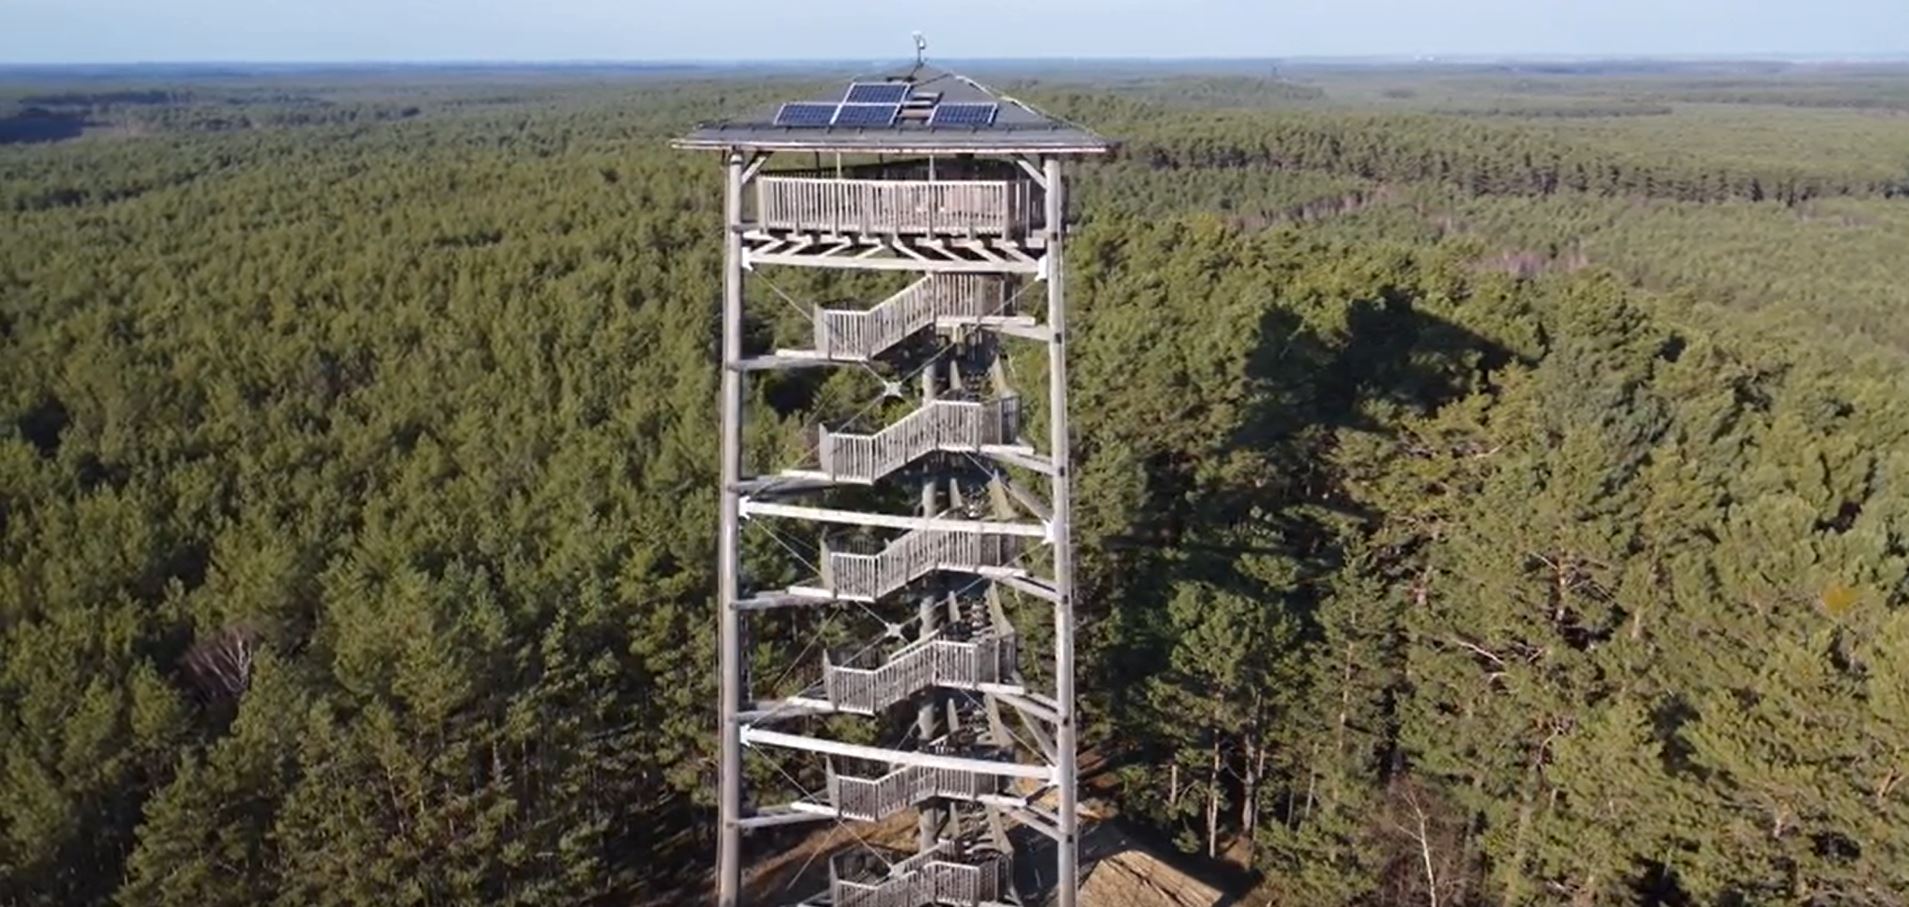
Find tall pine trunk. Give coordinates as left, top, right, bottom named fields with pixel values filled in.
left=1206, top=737, right=1223, bottom=859
left=1239, top=696, right=1265, bottom=861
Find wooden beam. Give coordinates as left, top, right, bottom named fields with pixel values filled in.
left=993, top=322, right=1052, bottom=343
left=742, top=728, right=1057, bottom=782
left=746, top=250, right=1041, bottom=275
left=740, top=500, right=1049, bottom=538
left=735, top=356, right=842, bottom=372
left=996, top=573, right=1062, bottom=604
left=734, top=591, right=835, bottom=611
left=981, top=447, right=1056, bottom=476
left=1007, top=804, right=1063, bottom=841
left=934, top=315, right=1040, bottom=332
left=737, top=696, right=838, bottom=723
left=737, top=804, right=836, bottom=829
left=1011, top=155, right=1050, bottom=190
left=733, top=475, right=839, bottom=495
left=990, top=689, right=1059, bottom=725
left=739, top=152, right=770, bottom=186
left=998, top=475, right=1053, bottom=521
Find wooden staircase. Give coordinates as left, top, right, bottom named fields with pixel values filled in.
left=820, top=529, right=1027, bottom=603
left=809, top=274, right=1007, bottom=361
left=829, top=840, right=1013, bottom=907
left=826, top=745, right=1012, bottom=822
left=807, top=397, right=1022, bottom=485
left=823, top=624, right=1018, bottom=715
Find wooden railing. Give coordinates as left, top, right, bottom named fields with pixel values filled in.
left=819, top=397, right=1019, bottom=484
left=827, top=752, right=1009, bottom=822
left=822, top=530, right=1024, bottom=603
left=823, top=626, right=1017, bottom=715
left=813, top=274, right=1006, bottom=361
left=758, top=176, right=1036, bottom=238
left=830, top=842, right=1012, bottom=907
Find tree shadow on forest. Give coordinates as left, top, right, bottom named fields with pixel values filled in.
left=1180, top=289, right=1526, bottom=591
left=1081, top=287, right=1529, bottom=890
left=0, top=107, right=89, bottom=144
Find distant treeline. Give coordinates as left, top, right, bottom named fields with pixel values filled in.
left=1049, top=99, right=1908, bottom=204
left=1435, top=102, right=1677, bottom=118
left=17, top=89, right=188, bottom=106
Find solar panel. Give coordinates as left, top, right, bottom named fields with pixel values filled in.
left=775, top=102, right=839, bottom=127
left=930, top=102, right=998, bottom=127
left=832, top=103, right=900, bottom=127
left=844, top=82, right=911, bottom=104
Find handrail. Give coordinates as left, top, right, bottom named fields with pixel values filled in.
left=822, top=529, right=1024, bottom=603
left=819, top=397, right=1020, bottom=484
left=758, top=175, right=1036, bottom=238
left=823, top=625, right=1018, bottom=715
left=830, top=842, right=1012, bottom=907
left=814, top=273, right=1006, bottom=361
left=827, top=746, right=1010, bottom=822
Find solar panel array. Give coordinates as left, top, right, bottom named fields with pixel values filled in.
left=772, top=85, right=1004, bottom=129
left=929, top=102, right=998, bottom=127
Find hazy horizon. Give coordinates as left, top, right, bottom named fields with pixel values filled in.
left=6, top=53, right=1909, bottom=69
left=6, top=0, right=1907, bottom=65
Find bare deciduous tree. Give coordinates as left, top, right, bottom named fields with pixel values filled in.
left=1373, top=776, right=1476, bottom=907
left=184, top=624, right=259, bottom=701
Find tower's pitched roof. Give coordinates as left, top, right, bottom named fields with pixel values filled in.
left=673, top=64, right=1112, bottom=155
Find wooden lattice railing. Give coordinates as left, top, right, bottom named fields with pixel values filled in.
left=818, top=397, right=1019, bottom=484
left=830, top=842, right=1013, bottom=907
left=813, top=273, right=1006, bottom=361
left=823, top=625, right=1017, bottom=715
left=822, top=530, right=1024, bottom=603
left=758, top=176, right=1036, bottom=238
left=826, top=748, right=1010, bottom=822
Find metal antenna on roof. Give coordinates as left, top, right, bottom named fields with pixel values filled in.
left=912, top=32, right=928, bottom=71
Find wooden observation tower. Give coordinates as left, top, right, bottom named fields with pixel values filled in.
left=675, top=59, right=1111, bottom=907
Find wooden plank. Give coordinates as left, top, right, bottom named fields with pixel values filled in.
left=995, top=573, right=1062, bottom=603
left=981, top=447, right=1056, bottom=475
left=737, top=805, right=836, bottom=829
left=746, top=250, right=1041, bottom=275
left=742, top=728, right=1056, bottom=781
left=740, top=500, right=1048, bottom=538
left=734, top=591, right=836, bottom=612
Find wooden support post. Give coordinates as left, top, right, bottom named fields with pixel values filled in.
left=918, top=351, right=944, bottom=851
left=717, top=150, right=747, bottom=907
left=1044, top=154, right=1081, bottom=907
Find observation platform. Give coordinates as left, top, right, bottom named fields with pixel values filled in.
left=757, top=174, right=1040, bottom=241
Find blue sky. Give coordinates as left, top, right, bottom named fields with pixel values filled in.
left=4, top=0, right=1906, bottom=64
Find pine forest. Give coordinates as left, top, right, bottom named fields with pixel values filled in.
left=3, top=60, right=1909, bottom=906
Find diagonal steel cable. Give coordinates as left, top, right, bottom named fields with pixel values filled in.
left=756, top=748, right=898, bottom=875
left=749, top=517, right=893, bottom=630
left=743, top=276, right=1024, bottom=499
left=755, top=270, right=888, bottom=385
left=740, top=538, right=1043, bottom=728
